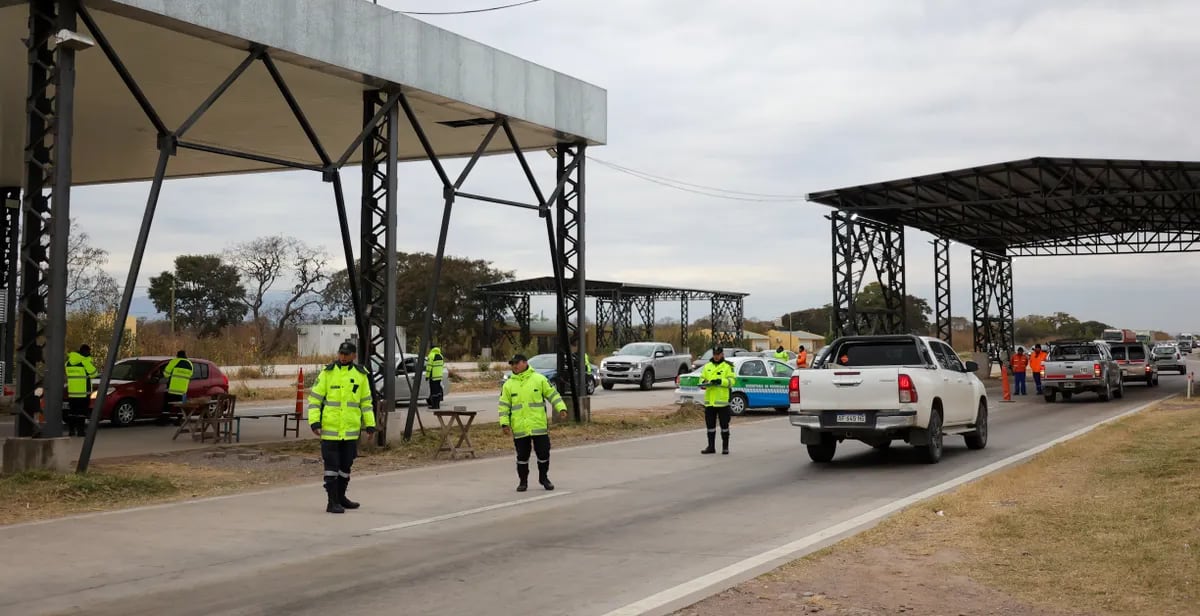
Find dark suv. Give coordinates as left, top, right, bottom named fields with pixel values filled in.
left=1108, top=342, right=1159, bottom=386
left=93, top=357, right=229, bottom=426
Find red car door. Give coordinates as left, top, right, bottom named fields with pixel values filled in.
left=138, top=360, right=169, bottom=417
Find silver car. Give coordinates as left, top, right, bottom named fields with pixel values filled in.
left=1108, top=342, right=1158, bottom=386
left=1152, top=344, right=1187, bottom=375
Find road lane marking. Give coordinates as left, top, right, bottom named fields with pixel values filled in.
left=360, top=491, right=572, bottom=535
left=600, top=394, right=1174, bottom=616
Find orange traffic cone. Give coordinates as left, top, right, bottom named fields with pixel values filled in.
left=1001, top=365, right=1012, bottom=403
left=295, top=368, right=305, bottom=418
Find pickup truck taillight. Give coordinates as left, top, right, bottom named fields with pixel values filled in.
left=1093, top=363, right=1101, bottom=378
left=898, top=373, right=917, bottom=403
left=788, top=375, right=800, bottom=403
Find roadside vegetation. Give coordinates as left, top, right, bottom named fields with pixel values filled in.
left=678, top=398, right=1200, bottom=616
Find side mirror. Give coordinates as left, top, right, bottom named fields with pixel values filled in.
left=654, top=351, right=666, bottom=358
left=964, top=361, right=979, bottom=373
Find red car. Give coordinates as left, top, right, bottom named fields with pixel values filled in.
left=91, top=356, right=229, bottom=426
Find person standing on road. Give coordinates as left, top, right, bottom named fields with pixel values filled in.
left=701, top=347, right=737, bottom=455
left=1030, top=344, right=1048, bottom=395
left=774, top=345, right=789, bottom=361
left=162, top=350, right=193, bottom=415
left=499, top=353, right=567, bottom=492
left=308, top=341, right=376, bottom=514
left=64, top=344, right=98, bottom=437
left=1010, top=347, right=1029, bottom=396
left=797, top=345, right=808, bottom=369
left=425, top=345, right=445, bottom=410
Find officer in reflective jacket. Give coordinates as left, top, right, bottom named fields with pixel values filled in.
left=162, top=350, right=193, bottom=415
left=65, top=344, right=99, bottom=436
left=701, top=347, right=737, bottom=455
left=308, top=341, right=376, bottom=514
left=499, top=353, right=568, bottom=492
left=774, top=345, right=789, bottom=361
left=425, top=345, right=445, bottom=409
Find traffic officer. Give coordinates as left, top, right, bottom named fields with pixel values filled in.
left=499, top=353, right=567, bottom=492
left=308, top=341, right=376, bottom=514
left=774, top=345, right=789, bottom=361
left=797, top=345, right=809, bottom=369
left=425, top=345, right=445, bottom=410
left=162, top=350, right=193, bottom=415
left=65, top=344, right=98, bottom=436
left=700, top=346, right=737, bottom=455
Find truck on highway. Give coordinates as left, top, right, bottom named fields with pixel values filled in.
left=599, top=342, right=692, bottom=391
left=1101, top=328, right=1137, bottom=344
left=1040, top=340, right=1123, bottom=403
left=787, top=334, right=988, bottom=465
left=1177, top=333, right=1194, bottom=354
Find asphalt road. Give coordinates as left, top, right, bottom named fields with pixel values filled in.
left=0, top=369, right=1187, bottom=616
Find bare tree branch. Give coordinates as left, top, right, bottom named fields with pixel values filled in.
left=66, top=218, right=119, bottom=313
left=226, top=235, right=328, bottom=357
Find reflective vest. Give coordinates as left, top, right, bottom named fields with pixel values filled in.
left=498, top=368, right=566, bottom=438
left=65, top=351, right=98, bottom=399
left=774, top=350, right=789, bottom=361
left=425, top=347, right=445, bottom=381
left=797, top=351, right=808, bottom=369
left=163, top=358, right=193, bottom=396
left=701, top=360, right=736, bottom=407
left=583, top=352, right=592, bottom=374
left=1011, top=353, right=1028, bottom=373
left=308, top=363, right=375, bottom=441
left=1029, top=350, right=1047, bottom=373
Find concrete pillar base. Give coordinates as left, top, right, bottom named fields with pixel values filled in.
left=3, top=437, right=72, bottom=474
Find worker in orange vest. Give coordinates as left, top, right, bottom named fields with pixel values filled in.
left=1010, top=347, right=1029, bottom=396
left=796, top=346, right=808, bottom=369
left=1029, top=344, right=1048, bottom=395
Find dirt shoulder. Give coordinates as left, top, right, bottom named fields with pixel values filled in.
left=677, top=398, right=1200, bottom=616
left=0, top=404, right=756, bottom=526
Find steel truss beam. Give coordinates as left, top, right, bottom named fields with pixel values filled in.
left=482, top=293, right=530, bottom=352
left=1, top=188, right=18, bottom=388
left=594, top=297, right=613, bottom=350
left=933, top=238, right=951, bottom=343
left=630, top=295, right=654, bottom=341
left=554, top=144, right=587, bottom=416
left=830, top=212, right=907, bottom=339
left=710, top=294, right=743, bottom=346
left=971, top=250, right=1014, bottom=362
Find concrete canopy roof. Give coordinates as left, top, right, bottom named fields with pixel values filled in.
left=0, top=0, right=607, bottom=186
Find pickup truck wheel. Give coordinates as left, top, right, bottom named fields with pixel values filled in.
left=1114, top=379, right=1125, bottom=399
left=1098, top=385, right=1111, bottom=402
left=1044, top=392, right=1056, bottom=403
left=807, top=437, right=836, bottom=463
left=728, top=393, right=748, bottom=416
left=601, top=381, right=614, bottom=391
left=964, top=402, right=988, bottom=450
left=919, top=409, right=944, bottom=464
left=639, top=370, right=655, bottom=391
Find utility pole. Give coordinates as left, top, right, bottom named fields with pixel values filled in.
left=169, top=279, right=175, bottom=333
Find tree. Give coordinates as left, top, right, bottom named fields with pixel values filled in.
left=67, top=218, right=119, bottom=312
left=324, top=252, right=513, bottom=352
left=853, top=282, right=933, bottom=334
left=226, top=235, right=328, bottom=355
left=779, top=306, right=833, bottom=339
left=148, top=255, right=246, bottom=336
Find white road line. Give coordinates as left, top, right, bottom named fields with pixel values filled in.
left=600, top=394, right=1174, bottom=616
left=360, top=491, right=572, bottom=535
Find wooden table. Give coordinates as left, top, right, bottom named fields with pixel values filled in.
left=433, top=407, right=477, bottom=459
left=170, top=398, right=214, bottom=441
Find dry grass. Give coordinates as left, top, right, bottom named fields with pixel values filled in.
left=762, top=398, right=1200, bottom=616
left=231, top=382, right=302, bottom=401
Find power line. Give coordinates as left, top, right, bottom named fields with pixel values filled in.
left=587, top=156, right=810, bottom=203
left=395, top=0, right=542, bottom=15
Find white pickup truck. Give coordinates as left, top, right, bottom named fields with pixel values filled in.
left=788, top=334, right=989, bottom=464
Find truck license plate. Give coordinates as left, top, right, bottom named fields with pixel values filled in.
left=1063, top=382, right=1075, bottom=389
left=836, top=413, right=867, bottom=423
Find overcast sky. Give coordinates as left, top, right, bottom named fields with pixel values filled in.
left=71, top=0, right=1200, bottom=333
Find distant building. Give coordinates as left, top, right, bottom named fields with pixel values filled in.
left=767, top=329, right=826, bottom=353
left=297, top=318, right=406, bottom=358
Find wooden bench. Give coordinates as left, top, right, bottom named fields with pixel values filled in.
left=433, top=407, right=477, bottom=459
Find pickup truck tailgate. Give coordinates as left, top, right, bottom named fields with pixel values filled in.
left=799, top=368, right=900, bottom=411
left=1044, top=362, right=1095, bottom=380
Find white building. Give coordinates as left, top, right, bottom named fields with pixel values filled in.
left=297, top=318, right=407, bottom=358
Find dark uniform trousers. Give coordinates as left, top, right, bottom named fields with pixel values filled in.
left=514, top=434, right=551, bottom=482
left=321, top=440, right=358, bottom=497
left=66, top=398, right=89, bottom=436
left=428, top=380, right=444, bottom=409
left=704, top=406, right=731, bottom=449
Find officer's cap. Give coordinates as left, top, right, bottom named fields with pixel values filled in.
left=509, top=353, right=528, bottom=365
left=338, top=341, right=357, bottom=355
left=712, top=346, right=724, bottom=355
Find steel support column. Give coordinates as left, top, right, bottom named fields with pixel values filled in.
left=1, top=188, right=18, bottom=387
left=679, top=296, right=689, bottom=351
left=17, top=0, right=79, bottom=437
left=612, top=292, right=633, bottom=347
left=631, top=295, right=654, bottom=341
left=971, top=250, right=1014, bottom=362
left=934, top=238, right=951, bottom=343
left=554, top=143, right=587, bottom=415
left=830, top=212, right=907, bottom=338
left=595, top=297, right=614, bottom=350
left=710, top=295, right=743, bottom=346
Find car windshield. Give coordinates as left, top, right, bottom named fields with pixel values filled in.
left=617, top=343, right=657, bottom=357
left=1049, top=345, right=1101, bottom=361
left=1154, top=347, right=1176, bottom=355
left=528, top=355, right=557, bottom=370
left=110, top=360, right=158, bottom=381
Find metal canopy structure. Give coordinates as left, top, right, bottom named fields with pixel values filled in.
left=478, top=277, right=747, bottom=351
left=809, top=157, right=1200, bottom=360
left=1, top=0, right=606, bottom=470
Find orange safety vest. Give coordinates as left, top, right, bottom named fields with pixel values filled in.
left=1029, top=350, right=1046, bottom=373
left=797, top=351, right=808, bottom=368
left=1011, top=353, right=1028, bottom=373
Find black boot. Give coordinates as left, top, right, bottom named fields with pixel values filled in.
left=722, top=431, right=730, bottom=455
left=538, top=461, right=554, bottom=491
left=325, top=483, right=344, bottom=514
left=338, top=477, right=360, bottom=510
left=516, top=463, right=529, bottom=492
left=701, top=430, right=716, bottom=454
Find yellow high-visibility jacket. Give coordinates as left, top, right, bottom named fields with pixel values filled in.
left=163, top=358, right=193, bottom=396
left=498, top=368, right=566, bottom=438
left=65, top=351, right=98, bottom=399
left=701, top=360, right=736, bottom=407
left=425, top=347, right=445, bottom=381
left=308, top=363, right=375, bottom=441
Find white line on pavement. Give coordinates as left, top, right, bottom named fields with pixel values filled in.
left=359, top=491, right=572, bottom=536
left=599, top=394, right=1175, bottom=616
